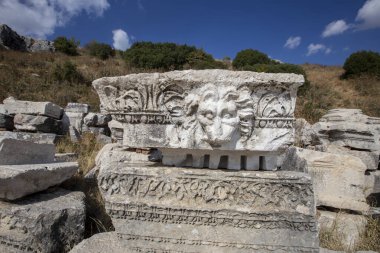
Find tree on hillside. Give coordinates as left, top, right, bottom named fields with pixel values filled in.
left=85, top=41, right=115, bottom=60
left=343, top=51, right=380, bottom=78
left=123, top=42, right=226, bottom=70
left=232, top=49, right=272, bottom=69
left=54, top=36, right=80, bottom=56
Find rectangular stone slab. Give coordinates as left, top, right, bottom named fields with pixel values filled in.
left=14, top=114, right=63, bottom=133
left=0, top=137, right=55, bottom=165
left=97, top=163, right=319, bottom=252
left=3, top=98, right=63, bottom=119
left=93, top=70, right=304, bottom=152
left=0, top=131, right=57, bottom=144
left=0, top=162, right=78, bottom=200
left=0, top=188, right=85, bottom=253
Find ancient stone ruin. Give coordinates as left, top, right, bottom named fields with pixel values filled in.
left=85, top=69, right=320, bottom=252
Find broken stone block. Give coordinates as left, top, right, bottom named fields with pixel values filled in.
left=63, top=112, right=85, bottom=133
left=108, top=120, right=123, bottom=144
left=14, top=114, right=63, bottom=134
left=294, top=118, right=322, bottom=148
left=83, top=112, right=112, bottom=127
left=365, top=170, right=380, bottom=195
left=96, top=155, right=319, bottom=252
left=0, top=131, right=57, bottom=144
left=65, top=102, right=90, bottom=114
left=282, top=147, right=369, bottom=212
left=326, top=144, right=379, bottom=171
left=313, top=109, right=380, bottom=152
left=0, top=188, right=85, bottom=253
left=0, top=137, right=55, bottom=165
left=0, top=113, right=13, bottom=130
left=82, top=126, right=110, bottom=136
left=55, top=153, right=78, bottom=163
left=69, top=232, right=124, bottom=253
left=3, top=97, right=63, bottom=119
left=318, top=210, right=367, bottom=250
left=0, top=162, right=77, bottom=200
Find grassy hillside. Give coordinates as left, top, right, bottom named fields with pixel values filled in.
left=0, top=50, right=379, bottom=122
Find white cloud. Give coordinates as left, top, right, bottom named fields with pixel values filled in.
left=322, top=20, right=350, bottom=37
left=284, top=36, right=301, bottom=49
left=355, top=0, right=380, bottom=30
left=112, top=29, right=131, bottom=50
left=307, top=43, right=332, bottom=56
left=0, top=0, right=110, bottom=38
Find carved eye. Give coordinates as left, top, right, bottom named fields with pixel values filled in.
left=205, top=112, right=214, bottom=120
left=223, top=113, right=232, bottom=119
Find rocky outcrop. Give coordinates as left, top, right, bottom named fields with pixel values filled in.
left=313, top=109, right=380, bottom=152
left=282, top=147, right=369, bottom=212
left=0, top=188, right=85, bottom=253
left=0, top=24, right=54, bottom=52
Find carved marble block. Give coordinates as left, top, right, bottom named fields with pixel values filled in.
left=97, top=156, right=319, bottom=253
left=93, top=70, right=304, bottom=170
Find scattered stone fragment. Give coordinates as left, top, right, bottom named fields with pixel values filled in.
left=313, top=109, right=380, bottom=151
left=0, top=113, right=13, bottom=130
left=294, top=118, right=322, bottom=148
left=82, top=126, right=110, bottom=136
left=365, top=170, right=380, bottom=195
left=0, top=131, right=57, bottom=144
left=55, top=153, right=78, bottom=163
left=83, top=112, right=112, bottom=127
left=0, top=162, right=77, bottom=200
left=69, top=232, right=125, bottom=253
left=108, top=120, right=123, bottom=144
left=3, top=97, right=63, bottom=119
left=318, top=210, right=367, bottom=251
left=0, top=188, right=85, bottom=253
left=14, top=114, right=63, bottom=133
left=0, top=137, right=55, bottom=165
left=65, top=103, right=90, bottom=114
left=282, top=147, right=369, bottom=212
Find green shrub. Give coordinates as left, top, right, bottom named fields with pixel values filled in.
left=343, top=51, right=380, bottom=78
left=52, top=61, right=85, bottom=84
left=54, top=36, right=80, bottom=56
left=124, top=41, right=225, bottom=70
left=86, top=41, right=115, bottom=60
left=185, top=50, right=226, bottom=69
left=232, top=49, right=272, bottom=69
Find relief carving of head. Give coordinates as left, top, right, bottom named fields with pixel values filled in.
left=183, top=84, right=254, bottom=148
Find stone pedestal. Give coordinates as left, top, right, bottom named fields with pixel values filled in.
left=97, top=158, right=319, bottom=253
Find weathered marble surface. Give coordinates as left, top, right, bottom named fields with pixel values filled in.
left=0, top=162, right=77, bottom=200
left=313, top=109, right=380, bottom=152
left=0, top=131, right=57, bottom=144
left=0, top=188, right=85, bottom=253
left=282, top=147, right=369, bottom=212
left=3, top=97, right=63, bottom=119
left=93, top=70, right=304, bottom=153
left=96, top=150, right=319, bottom=252
left=14, top=114, right=63, bottom=134
left=0, top=137, right=55, bottom=165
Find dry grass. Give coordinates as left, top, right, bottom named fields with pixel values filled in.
left=57, top=133, right=114, bottom=236
left=0, top=50, right=130, bottom=110
left=354, top=216, right=380, bottom=252
left=319, top=211, right=380, bottom=252
left=297, top=64, right=380, bottom=123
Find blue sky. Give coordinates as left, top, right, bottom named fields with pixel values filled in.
left=1, top=0, right=380, bottom=65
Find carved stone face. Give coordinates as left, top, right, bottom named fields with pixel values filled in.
left=196, top=84, right=240, bottom=147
